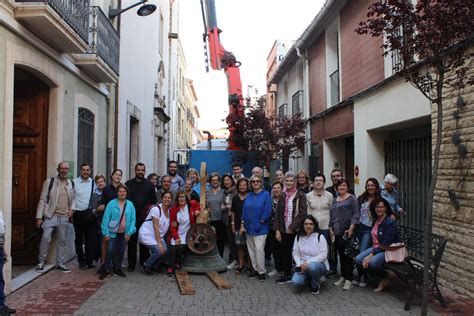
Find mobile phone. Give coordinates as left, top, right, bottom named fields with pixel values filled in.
left=294, top=266, right=302, bottom=273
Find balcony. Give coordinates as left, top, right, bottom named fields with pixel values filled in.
left=15, top=0, right=90, bottom=53
left=72, top=6, right=119, bottom=83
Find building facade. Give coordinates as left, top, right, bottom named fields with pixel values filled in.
left=0, top=0, right=119, bottom=292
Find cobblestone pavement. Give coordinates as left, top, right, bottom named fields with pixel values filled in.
left=74, top=267, right=436, bottom=316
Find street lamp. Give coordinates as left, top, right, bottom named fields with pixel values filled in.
left=109, top=0, right=157, bottom=19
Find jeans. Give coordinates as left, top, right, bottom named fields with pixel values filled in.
left=291, top=261, right=328, bottom=289
left=105, top=233, right=126, bottom=271
left=128, top=220, right=149, bottom=268
left=320, top=229, right=337, bottom=272
left=356, top=225, right=373, bottom=279
left=144, top=242, right=167, bottom=269
left=38, top=215, right=70, bottom=265
left=355, top=247, right=387, bottom=280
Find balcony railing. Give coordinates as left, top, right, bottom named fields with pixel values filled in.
left=88, top=6, right=120, bottom=75
left=330, top=69, right=340, bottom=106
left=16, top=0, right=90, bottom=43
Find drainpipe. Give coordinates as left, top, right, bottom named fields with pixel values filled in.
left=296, top=46, right=311, bottom=174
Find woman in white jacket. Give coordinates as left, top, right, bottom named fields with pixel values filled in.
left=291, top=215, right=329, bottom=294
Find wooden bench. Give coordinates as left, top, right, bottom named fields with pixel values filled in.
left=383, top=225, right=447, bottom=311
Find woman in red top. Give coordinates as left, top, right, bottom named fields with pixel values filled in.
left=167, top=190, right=200, bottom=275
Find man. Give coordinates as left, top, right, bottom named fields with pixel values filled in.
left=231, top=162, right=245, bottom=182
left=325, top=168, right=355, bottom=197
left=167, top=160, right=184, bottom=191
left=381, top=174, right=403, bottom=216
left=252, top=166, right=271, bottom=192
left=156, top=175, right=176, bottom=204
left=306, top=174, right=335, bottom=277
left=125, top=163, right=157, bottom=272
left=35, top=161, right=75, bottom=273
left=73, top=163, right=97, bottom=270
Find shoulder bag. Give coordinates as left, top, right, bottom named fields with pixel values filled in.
left=108, top=201, right=127, bottom=234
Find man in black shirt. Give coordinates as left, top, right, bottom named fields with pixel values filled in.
left=125, top=163, right=157, bottom=272
left=325, top=168, right=355, bottom=197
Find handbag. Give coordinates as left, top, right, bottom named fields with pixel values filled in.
left=234, top=230, right=246, bottom=245
left=342, top=232, right=359, bottom=258
left=384, top=243, right=407, bottom=263
left=108, top=202, right=127, bottom=234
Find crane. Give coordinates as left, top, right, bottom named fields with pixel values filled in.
left=200, top=0, right=244, bottom=150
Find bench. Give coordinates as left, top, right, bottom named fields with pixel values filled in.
left=383, top=225, right=447, bottom=311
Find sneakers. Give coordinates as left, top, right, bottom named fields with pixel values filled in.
left=96, top=264, right=106, bottom=275
left=258, top=273, right=266, bottom=282
left=167, top=267, right=174, bottom=276
left=334, top=277, right=345, bottom=287
left=36, top=263, right=44, bottom=272
left=343, top=280, right=353, bottom=291
left=267, top=269, right=280, bottom=277
left=310, top=285, right=320, bottom=295
left=79, top=263, right=87, bottom=270
left=0, top=304, right=16, bottom=314
left=276, top=275, right=292, bottom=284
left=319, top=275, right=327, bottom=283
left=227, top=261, right=238, bottom=269
left=143, top=266, right=153, bottom=276
left=55, top=265, right=71, bottom=273
left=359, top=275, right=368, bottom=288
left=114, top=269, right=126, bottom=277
left=248, top=271, right=259, bottom=279
left=352, top=279, right=359, bottom=285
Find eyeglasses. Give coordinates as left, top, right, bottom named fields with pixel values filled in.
left=251, top=180, right=261, bottom=183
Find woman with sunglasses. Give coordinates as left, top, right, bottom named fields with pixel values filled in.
left=167, top=190, right=200, bottom=275
left=241, top=175, right=272, bottom=281
left=291, top=215, right=329, bottom=294
left=100, top=183, right=136, bottom=279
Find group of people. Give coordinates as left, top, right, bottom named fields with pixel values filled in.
left=33, top=160, right=404, bottom=296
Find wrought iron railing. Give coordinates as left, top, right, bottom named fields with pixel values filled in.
left=89, top=6, right=120, bottom=75
left=329, top=69, right=340, bottom=106
left=16, top=0, right=90, bottom=43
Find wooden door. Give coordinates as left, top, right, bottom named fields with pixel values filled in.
left=11, top=80, right=49, bottom=265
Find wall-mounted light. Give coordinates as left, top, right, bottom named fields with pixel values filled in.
left=109, top=0, right=157, bottom=19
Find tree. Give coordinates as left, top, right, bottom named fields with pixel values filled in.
left=356, top=1, right=473, bottom=314
left=231, top=95, right=305, bottom=169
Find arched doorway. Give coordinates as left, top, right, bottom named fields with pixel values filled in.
left=11, top=67, right=50, bottom=270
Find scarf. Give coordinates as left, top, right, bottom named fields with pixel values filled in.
left=284, top=188, right=297, bottom=223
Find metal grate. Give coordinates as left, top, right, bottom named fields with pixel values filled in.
left=291, top=90, right=303, bottom=115
left=88, top=6, right=120, bottom=75
left=77, top=107, right=94, bottom=174
left=278, top=103, right=287, bottom=119
left=16, top=0, right=91, bottom=43
left=384, top=136, right=431, bottom=231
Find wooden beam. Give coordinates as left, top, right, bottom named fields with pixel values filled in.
left=175, top=271, right=195, bottom=295
left=206, top=271, right=232, bottom=289
left=197, top=162, right=209, bottom=224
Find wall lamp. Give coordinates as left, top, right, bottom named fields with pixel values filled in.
left=109, top=0, right=157, bottom=19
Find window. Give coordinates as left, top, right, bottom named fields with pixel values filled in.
left=278, top=103, right=287, bottom=119
left=330, top=70, right=340, bottom=105
left=178, top=108, right=182, bottom=134
left=77, top=107, right=94, bottom=174
left=291, top=90, right=303, bottom=115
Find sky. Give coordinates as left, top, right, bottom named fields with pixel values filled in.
left=179, top=0, right=325, bottom=130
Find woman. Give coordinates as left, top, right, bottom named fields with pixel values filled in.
left=274, top=170, right=285, bottom=184
left=187, top=168, right=210, bottom=196
left=273, top=172, right=307, bottom=284
left=231, top=178, right=249, bottom=274
left=241, top=175, right=272, bottom=281
left=355, top=197, right=400, bottom=292
left=184, top=178, right=200, bottom=202
left=221, top=174, right=237, bottom=268
left=329, top=178, right=360, bottom=291
left=97, top=169, right=122, bottom=275
left=167, top=190, right=200, bottom=275
left=266, top=181, right=283, bottom=277
left=138, top=191, right=171, bottom=275
left=291, top=215, right=329, bottom=294
left=100, top=183, right=136, bottom=279
left=296, top=171, right=311, bottom=194
left=355, top=178, right=381, bottom=287
left=206, top=173, right=226, bottom=257
left=91, top=175, right=106, bottom=271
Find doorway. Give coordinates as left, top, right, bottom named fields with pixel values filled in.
left=11, top=67, right=50, bottom=273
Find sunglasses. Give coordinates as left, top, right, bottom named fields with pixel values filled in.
left=251, top=180, right=261, bottom=183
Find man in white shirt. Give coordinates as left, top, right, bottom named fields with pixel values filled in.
left=73, top=163, right=97, bottom=270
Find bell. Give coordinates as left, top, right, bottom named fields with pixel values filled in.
left=182, top=223, right=227, bottom=273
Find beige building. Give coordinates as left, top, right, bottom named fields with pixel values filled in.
left=0, top=0, right=119, bottom=292
left=185, top=79, right=202, bottom=147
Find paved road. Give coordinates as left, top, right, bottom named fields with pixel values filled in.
left=75, top=268, right=430, bottom=316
